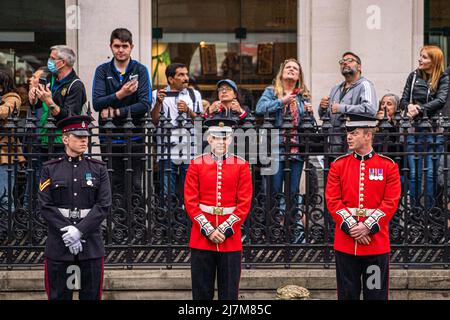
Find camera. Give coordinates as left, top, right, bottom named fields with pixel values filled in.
left=165, top=91, right=179, bottom=97
left=39, top=77, right=47, bottom=86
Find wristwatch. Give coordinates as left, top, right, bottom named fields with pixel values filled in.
left=49, top=103, right=57, bottom=110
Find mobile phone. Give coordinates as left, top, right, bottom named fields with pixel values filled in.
left=129, top=74, right=139, bottom=82
left=39, top=77, right=47, bottom=86
left=165, top=91, right=179, bottom=97
left=291, top=88, right=301, bottom=95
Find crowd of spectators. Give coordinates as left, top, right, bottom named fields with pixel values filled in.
left=0, top=27, right=449, bottom=222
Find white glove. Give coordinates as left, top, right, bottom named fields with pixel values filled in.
left=60, top=226, right=82, bottom=246
left=68, top=240, right=83, bottom=255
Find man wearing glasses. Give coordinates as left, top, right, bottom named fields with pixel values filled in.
left=318, top=52, right=378, bottom=157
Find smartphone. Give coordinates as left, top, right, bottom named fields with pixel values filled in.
left=165, top=91, right=179, bottom=97
left=291, top=88, right=301, bottom=95
left=129, top=74, right=139, bottom=82
left=39, top=77, right=47, bottom=86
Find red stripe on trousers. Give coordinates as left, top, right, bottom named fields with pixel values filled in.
left=99, top=257, right=104, bottom=300
left=44, top=258, right=50, bottom=300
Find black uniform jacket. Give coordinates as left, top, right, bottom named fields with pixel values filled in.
left=38, top=155, right=111, bottom=261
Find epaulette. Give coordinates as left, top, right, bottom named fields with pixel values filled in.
left=43, top=157, right=64, bottom=166
left=378, top=154, right=395, bottom=164
left=332, top=153, right=351, bottom=163
left=193, top=153, right=208, bottom=160
left=86, top=156, right=107, bottom=165
left=231, top=154, right=247, bottom=163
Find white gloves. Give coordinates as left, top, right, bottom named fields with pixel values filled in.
left=68, top=240, right=83, bottom=255
left=60, top=226, right=82, bottom=246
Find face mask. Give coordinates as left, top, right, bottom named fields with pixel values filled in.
left=47, top=59, right=59, bottom=74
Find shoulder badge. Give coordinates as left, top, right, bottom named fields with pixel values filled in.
left=86, top=156, right=107, bottom=165
left=39, top=178, right=51, bottom=192
left=43, top=157, right=63, bottom=166
left=378, top=154, right=395, bottom=164
left=332, top=153, right=351, bottom=163
left=193, top=153, right=208, bottom=160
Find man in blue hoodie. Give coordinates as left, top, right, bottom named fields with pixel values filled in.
left=318, top=52, right=378, bottom=156
left=93, top=28, right=151, bottom=195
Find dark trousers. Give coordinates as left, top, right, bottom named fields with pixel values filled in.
left=191, top=248, right=242, bottom=300
left=158, top=159, right=188, bottom=198
left=101, top=143, right=144, bottom=195
left=335, top=250, right=389, bottom=300
left=44, top=257, right=104, bottom=300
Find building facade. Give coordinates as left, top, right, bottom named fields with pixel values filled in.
left=0, top=0, right=448, bottom=111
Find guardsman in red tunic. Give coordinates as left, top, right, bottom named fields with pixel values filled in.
left=325, top=113, right=401, bottom=300
left=184, top=115, right=252, bottom=300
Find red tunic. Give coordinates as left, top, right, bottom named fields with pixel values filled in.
left=325, top=151, right=401, bottom=256
left=184, top=153, right=253, bottom=252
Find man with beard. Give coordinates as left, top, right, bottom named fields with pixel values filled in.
left=318, top=52, right=378, bottom=157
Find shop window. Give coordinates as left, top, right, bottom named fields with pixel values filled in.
left=152, top=0, right=297, bottom=109
left=425, top=0, right=450, bottom=66
left=0, top=0, right=66, bottom=112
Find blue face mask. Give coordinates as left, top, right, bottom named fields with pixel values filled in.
left=47, top=59, right=59, bottom=74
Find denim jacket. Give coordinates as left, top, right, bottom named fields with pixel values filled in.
left=256, top=86, right=306, bottom=127
left=256, top=86, right=308, bottom=161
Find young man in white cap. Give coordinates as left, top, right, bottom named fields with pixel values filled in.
left=184, top=115, right=252, bottom=300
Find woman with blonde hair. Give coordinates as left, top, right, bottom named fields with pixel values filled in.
left=256, top=58, right=313, bottom=243
left=400, top=45, right=449, bottom=208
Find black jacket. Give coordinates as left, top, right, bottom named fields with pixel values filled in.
left=400, top=70, right=449, bottom=118
left=38, top=155, right=111, bottom=261
left=92, top=58, right=151, bottom=140
left=50, top=70, right=87, bottom=122
left=442, top=67, right=450, bottom=118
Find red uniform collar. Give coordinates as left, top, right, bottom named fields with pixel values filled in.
left=210, top=152, right=230, bottom=161
left=353, top=149, right=375, bottom=161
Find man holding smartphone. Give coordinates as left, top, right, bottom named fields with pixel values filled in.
left=92, top=28, right=151, bottom=196
left=34, top=45, right=86, bottom=122
left=150, top=62, right=203, bottom=201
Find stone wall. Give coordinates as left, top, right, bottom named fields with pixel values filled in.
left=1, top=268, right=448, bottom=300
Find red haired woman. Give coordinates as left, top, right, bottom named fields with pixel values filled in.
left=401, top=45, right=449, bottom=208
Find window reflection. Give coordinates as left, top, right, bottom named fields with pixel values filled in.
left=152, top=0, right=297, bottom=109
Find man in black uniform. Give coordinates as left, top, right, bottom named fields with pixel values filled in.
left=38, top=115, right=112, bottom=300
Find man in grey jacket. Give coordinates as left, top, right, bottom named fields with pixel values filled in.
left=318, top=52, right=378, bottom=156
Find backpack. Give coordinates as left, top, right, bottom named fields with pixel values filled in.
left=187, top=88, right=199, bottom=111
left=65, top=78, right=88, bottom=115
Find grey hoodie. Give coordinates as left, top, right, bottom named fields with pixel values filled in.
left=318, top=76, right=378, bottom=153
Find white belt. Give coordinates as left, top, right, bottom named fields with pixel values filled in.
left=58, top=208, right=90, bottom=219
left=348, top=208, right=376, bottom=217
left=199, top=204, right=236, bottom=216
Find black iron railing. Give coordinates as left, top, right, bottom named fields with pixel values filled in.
left=0, top=103, right=449, bottom=269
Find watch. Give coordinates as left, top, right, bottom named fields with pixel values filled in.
left=49, top=103, right=57, bottom=110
